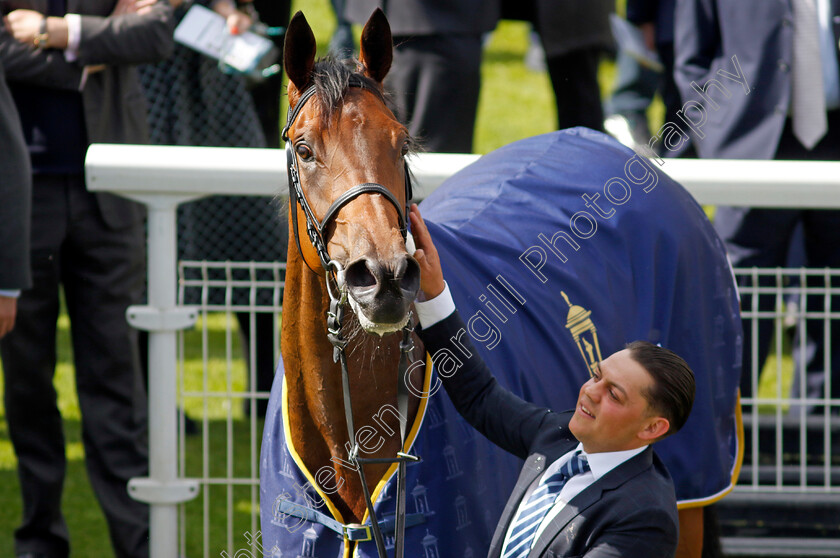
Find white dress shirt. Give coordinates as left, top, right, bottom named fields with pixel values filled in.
left=415, top=281, right=457, bottom=328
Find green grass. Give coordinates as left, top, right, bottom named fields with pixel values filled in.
left=0, top=0, right=783, bottom=555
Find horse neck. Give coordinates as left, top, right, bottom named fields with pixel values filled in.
left=281, top=243, right=411, bottom=521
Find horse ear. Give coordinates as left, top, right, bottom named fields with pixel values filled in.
left=358, top=8, right=393, bottom=83
left=284, top=11, right=317, bottom=93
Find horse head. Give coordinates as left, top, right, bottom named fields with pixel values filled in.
left=283, top=10, right=420, bottom=336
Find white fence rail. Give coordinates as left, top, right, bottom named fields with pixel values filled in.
left=85, top=145, right=840, bottom=557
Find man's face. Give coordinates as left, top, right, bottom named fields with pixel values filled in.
left=568, top=349, right=662, bottom=453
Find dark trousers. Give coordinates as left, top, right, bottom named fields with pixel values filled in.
left=655, top=42, right=681, bottom=130
left=544, top=46, right=605, bottom=132
left=236, top=311, right=278, bottom=416
left=387, top=33, right=483, bottom=153
left=247, top=0, right=291, bottom=148
left=0, top=175, right=149, bottom=558
left=714, top=111, right=840, bottom=399
left=607, top=46, right=659, bottom=119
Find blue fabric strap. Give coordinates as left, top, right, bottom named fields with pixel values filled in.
left=502, top=452, right=591, bottom=558
left=272, top=497, right=425, bottom=541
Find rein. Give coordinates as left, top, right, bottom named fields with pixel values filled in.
left=282, top=75, right=421, bottom=558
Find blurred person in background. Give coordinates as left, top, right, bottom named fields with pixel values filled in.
left=530, top=0, right=614, bottom=132
left=0, top=0, right=173, bottom=556
left=675, top=0, right=840, bottom=406
left=137, top=0, right=288, bottom=419
left=328, top=0, right=354, bottom=58
left=243, top=0, right=290, bottom=148
left=605, top=0, right=687, bottom=155
left=344, top=0, right=501, bottom=153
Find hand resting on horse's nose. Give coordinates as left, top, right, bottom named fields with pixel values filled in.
left=409, top=204, right=445, bottom=301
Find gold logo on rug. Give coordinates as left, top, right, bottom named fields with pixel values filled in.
left=561, top=291, right=603, bottom=377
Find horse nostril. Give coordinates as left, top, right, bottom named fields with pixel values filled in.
left=399, top=256, right=421, bottom=295
left=345, top=259, right=378, bottom=290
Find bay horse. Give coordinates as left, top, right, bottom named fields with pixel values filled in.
left=264, top=9, right=428, bottom=556
left=260, top=9, right=737, bottom=558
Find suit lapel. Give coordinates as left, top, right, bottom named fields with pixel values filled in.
left=527, top=447, right=655, bottom=557
left=488, top=453, right=548, bottom=558
left=526, top=481, right=602, bottom=557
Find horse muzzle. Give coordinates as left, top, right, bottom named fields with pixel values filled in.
left=344, top=255, right=420, bottom=335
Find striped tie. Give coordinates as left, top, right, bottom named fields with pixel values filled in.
left=502, top=453, right=591, bottom=558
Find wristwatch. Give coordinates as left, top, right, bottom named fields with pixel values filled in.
left=33, top=17, right=49, bottom=49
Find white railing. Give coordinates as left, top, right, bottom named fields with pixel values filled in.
left=85, top=145, right=840, bottom=557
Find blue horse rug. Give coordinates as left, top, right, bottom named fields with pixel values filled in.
left=260, top=128, right=743, bottom=558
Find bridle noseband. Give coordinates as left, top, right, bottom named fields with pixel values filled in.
left=282, top=75, right=413, bottom=276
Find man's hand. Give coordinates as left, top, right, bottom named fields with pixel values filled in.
left=408, top=204, right=445, bottom=301
left=112, top=0, right=158, bottom=16
left=211, top=0, right=252, bottom=35
left=4, top=10, right=69, bottom=49
left=0, top=296, right=18, bottom=339
left=224, top=11, right=252, bottom=35
left=4, top=9, right=45, bottom=44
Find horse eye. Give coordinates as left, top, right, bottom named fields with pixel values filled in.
left=400, top=141, right=410, bottom=156
left=296, top=144, right=313, bottom=160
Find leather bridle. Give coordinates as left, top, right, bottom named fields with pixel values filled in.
left=281, top=74, right=413, bottom=276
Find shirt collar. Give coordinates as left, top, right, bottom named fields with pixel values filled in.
left=573, top=443, right=647, bottom=480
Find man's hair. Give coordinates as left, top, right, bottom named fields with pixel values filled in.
left=625, top=341, right=696, bottom=439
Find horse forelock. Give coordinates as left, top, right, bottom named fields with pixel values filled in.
left=311, top=58, right=384, bottom=124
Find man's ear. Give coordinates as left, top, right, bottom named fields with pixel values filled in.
left=639, top=417, right=670, bottom=442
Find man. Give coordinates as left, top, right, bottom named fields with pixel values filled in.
left=409, top=204, right=695, bottom=558
left=344, top=0, right=500, bottom=153
left=0, top=2, right=172, bottom=557
left=0, top=18, right=91, bottom=343
left=674, top=0, right=840, bottom=402
left=1, top=27, right=83, bottom=339
left=608, top=0, right=689, bottom=155
left=532, top=0, right=614, bottom=132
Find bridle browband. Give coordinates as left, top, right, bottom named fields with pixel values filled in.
left=281, top=74, right=413, bottom=276
left=281, top=73, right=420, bottom=558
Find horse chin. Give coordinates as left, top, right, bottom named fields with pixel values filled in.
left=348, top=296, right=411, bottom=337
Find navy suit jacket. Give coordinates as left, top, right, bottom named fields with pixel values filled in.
left=674, top=0, right=840, bottom=159
left=419, top=311, right=679, bottom=558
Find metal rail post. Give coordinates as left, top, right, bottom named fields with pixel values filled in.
left=124, top=196, right=201, bottom=558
